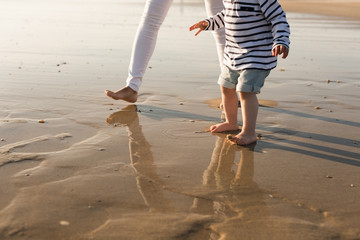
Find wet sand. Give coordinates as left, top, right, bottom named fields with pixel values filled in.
left=0, top=0, right=360, bottom=239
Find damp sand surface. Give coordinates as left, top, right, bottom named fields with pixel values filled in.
left=0, top=0, right=360, bottom=239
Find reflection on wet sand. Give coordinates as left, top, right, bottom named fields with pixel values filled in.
left=107, top=106, right=271, bottom=239
left=105, top=105, right=337, bottom=239
left=191, top=136, right=271, bottom=239
left=106, top=105, right=172, bottom=212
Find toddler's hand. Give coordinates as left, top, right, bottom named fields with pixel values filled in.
left=189, top=20, right=209, bottom=36
left=272, top=45, right=289, bottom=59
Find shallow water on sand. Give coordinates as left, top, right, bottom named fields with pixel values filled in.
left=0, top=0, right=360, bottom=239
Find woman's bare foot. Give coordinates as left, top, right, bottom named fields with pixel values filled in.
left=210, top=122, right=238, bottom=133
left=227, top=132, right=257, bottom=146
left=105, top=86, right=138, bottom=103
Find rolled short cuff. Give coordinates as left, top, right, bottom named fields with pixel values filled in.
left=217, top=76, right=236, bottom=89
left=236, top=83, right=262, bottom=93
left=217, top=66, right=270, bottom=93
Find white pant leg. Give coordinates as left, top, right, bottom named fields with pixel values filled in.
left=126, top=0, right=173, bottom=92
left=204, top=0, right=225, bottom=67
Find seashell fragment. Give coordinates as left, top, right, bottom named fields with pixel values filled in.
left=59, top=221, right=70, bottom=226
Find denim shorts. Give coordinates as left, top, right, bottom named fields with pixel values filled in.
left=218, top=66, right=271, bottom=93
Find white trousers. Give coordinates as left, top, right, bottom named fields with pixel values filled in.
left=126, top=0, right=225, bottom=92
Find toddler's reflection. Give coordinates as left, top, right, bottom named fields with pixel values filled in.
left=191, top=135, right=268, bottom=232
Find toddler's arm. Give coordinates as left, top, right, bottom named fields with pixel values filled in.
left=259, top=0, right=290, bottom=54
left=189, top=20, right=209, bottom=36
left=272, top=44, right=289, bottom=59
left=190, top=9, right=225, bottom=36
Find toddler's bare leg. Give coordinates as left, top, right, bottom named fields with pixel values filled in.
left=229, top=92, right=258, bottom=145
left=210, top=86, right=239, bottom=133
left=105, top=87, right=138, bottom=103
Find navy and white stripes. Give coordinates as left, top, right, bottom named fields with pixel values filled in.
left=205, top=0, right=290, bottom=71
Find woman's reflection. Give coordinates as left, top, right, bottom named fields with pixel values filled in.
left=106, top=105, right=172, bottom=212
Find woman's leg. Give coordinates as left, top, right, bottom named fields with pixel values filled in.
left=126, top=0, right=173, bottom=92
left=105, top=0, right=173, bottom=102
left=204, top=0, right=225, bottom=67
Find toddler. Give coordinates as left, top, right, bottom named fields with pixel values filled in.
left=190, top=0, right=290, bottom=145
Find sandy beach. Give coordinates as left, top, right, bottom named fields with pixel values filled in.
left=281, top=0, right=360, bottom=19
left=0, top=0, right=359, bottom=239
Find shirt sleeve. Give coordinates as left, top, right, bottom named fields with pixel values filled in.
left=259, top=0, right=291, bottom=49
left=204, top=9, right=226, bottom=31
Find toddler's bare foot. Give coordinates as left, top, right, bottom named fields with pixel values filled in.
left=105, top=87, right=138, bottom=103
left=210, top=122, right=238, bottom=133
left=227, top=132, right=257, bottom=146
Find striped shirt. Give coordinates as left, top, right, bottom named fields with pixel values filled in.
left=205, top=0, right=290, bottom=71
